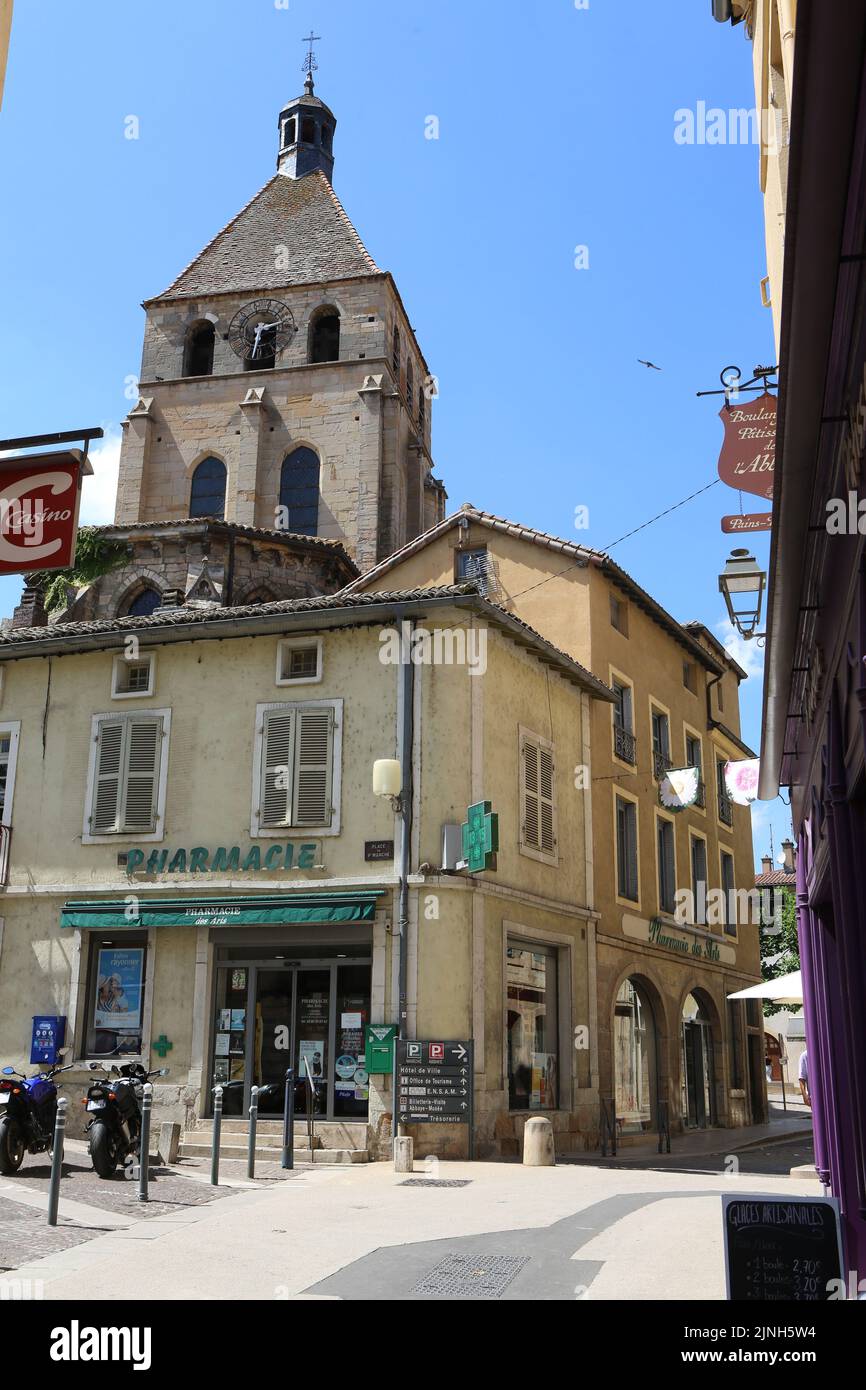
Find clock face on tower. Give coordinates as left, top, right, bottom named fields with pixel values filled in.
left=228, top=298, right=296, bottom=362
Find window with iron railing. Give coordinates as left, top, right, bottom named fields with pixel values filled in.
left=651, top=709, right=671, bottom=781
left=612, top=680, right=636, bottom=764
left=717, top=759, right=734, bottom=826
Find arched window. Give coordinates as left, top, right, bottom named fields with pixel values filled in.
left=406, top=358, right=414, bottom=408
left=301, top=116, right=317, bottom=144
left=183, top=321, right=215, bottom=377
left=309, top=308, right=340, bottom=364
left=189, top=457, right=226, bottom=518
left=392, top=326, right=400, bottom=380
left=282, top=115, right=296, bottom=147
left=418, top=384, right=425, bottom=432
left=123, top=587, right=162, bottom=619
left=279, top=447, right=319, bottom=536
left=614, top=978, right=658, bottom=1134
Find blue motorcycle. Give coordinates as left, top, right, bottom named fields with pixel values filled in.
left=0, top=1061, right=74, bottom=1174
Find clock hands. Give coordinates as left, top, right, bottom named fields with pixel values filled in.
left=249, top=319, right=286, bottom=358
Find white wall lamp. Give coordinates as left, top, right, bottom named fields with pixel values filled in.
left=373, top=758, right=404, bottom=814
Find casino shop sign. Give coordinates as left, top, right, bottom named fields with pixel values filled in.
left=122, top=842, right=322, bottom=875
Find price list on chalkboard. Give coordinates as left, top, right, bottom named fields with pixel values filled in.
left=722, top=1195, right=843, bottom=1301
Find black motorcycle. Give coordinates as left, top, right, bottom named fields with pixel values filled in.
left=85, top=1060, right=168, bottom=1179
left=0, top=1060, right=75, bottom=1174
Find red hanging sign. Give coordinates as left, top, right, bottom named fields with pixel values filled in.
left=717, top=391, right=777, bottom=500
left=721, top=512, right=773, bottom=534
left=0, top=451, right=87, bottom=576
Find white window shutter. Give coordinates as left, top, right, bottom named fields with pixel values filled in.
left=522, top=736, right=539, bottom=849
left=92, top=721, right=123, bottom=833
left=293, top=707, right=333, bottom=826
left=261, top=710, right=296, bottom=827
left=122, top=718, right=161, bottom=832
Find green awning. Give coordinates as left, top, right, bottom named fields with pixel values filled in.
left=61, top=893, right=384, bottom=930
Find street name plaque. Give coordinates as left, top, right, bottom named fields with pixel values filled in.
left=395, top=1039, right=474, bottom=1129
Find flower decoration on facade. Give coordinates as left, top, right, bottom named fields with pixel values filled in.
left=724, top=758, right=760, bottom=805
left=658, top=766, right=700, bottom=811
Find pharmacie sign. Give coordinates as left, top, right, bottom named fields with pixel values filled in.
left=648, top=916, right=720, bottom=962
left=621, top=913, right=735, bottom=964
left=124, top=842, right=322, bottom=874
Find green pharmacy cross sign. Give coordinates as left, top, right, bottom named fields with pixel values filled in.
left=461, top=801, right=499, bottom=874
left=152, top=1035, right=173, bottom=1060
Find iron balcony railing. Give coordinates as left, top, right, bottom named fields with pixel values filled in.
left=695, top=780, right=706, bottom=809
left=718, top=788, right=734, bottom=826
left=613, top=725, right=637, bottom=765
left=653, top=749, right=673, bottom=781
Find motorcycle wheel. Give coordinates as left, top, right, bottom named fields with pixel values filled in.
left=0, top=1116, right=25, bottom=1174
left=89, top=1121, right=118, bottom=1178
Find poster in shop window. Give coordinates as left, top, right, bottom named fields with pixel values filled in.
left=530, top=1053, right=557, bottom=1110
left=94, top=948, right=144, bottom=1031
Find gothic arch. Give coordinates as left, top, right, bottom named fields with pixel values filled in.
left=279, top=446, right=320, bottom=536
left=189, top=456, right=227, bottom=519
left=115, top=570, right=166, bottom=619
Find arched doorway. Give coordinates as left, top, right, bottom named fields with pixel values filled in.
left=614, top=977, right=658, bottom=1133
left=681, top=991, right=717, bottom=1128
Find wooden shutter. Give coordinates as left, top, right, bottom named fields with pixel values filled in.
left=92, top=720, right=124, bottom=833
left=293, top=707, right=333, bottom=826
left=122, top=718, right=161, bottom=832
left=522, top=737, right=539, bottom=848
left=260, top=710, right=296, bottom=827
left=521, top=733, right=556, bottom=856
left=538, top=743, right=555, bottom=853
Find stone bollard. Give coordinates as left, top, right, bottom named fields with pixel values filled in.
left=523, top=1116, right=555, bottom=1167
left=394, top=1135, right=414, bottom=1173
left=158, top=1121, right=181, bottom=1165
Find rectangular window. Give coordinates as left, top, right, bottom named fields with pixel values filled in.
left=0, top=721, right=21, bottom=825
left=506, top=941, right=559, bottom=1111
left=276, top=637, right=323, bottom=686
left=717, top=757, right=733, bottom=825
left=455, top=547, right=489, bottom=593
left=612, top=680, right=636, bottom=764
left=721, top=850, right=736, bottom=935
left=616, top=795, right=638, bottom=901
left=683, top=661, right=696, bottom=693
left=84, top=712, right=170, bottom=840
left=690, top=835, right=708, bottom=924
left=111, top=652, right=155, bottom=698
left=253, top=701, right=340, bottom=834
left=685, top=733, right=704, bottom=806
left=520, top=730, right=556, bottom=861
left=651, top=707, right=671, bottom=779
left=657, top=816, right=676, bottom=914
left=84, top=934, right=148, bottom=1057
left=610, top=592, right=628, bottom=635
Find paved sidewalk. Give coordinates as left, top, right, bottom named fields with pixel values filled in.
left=562, top=1103, right=813, bottom=1167
left=0, top=1154, right=822, bottom=1301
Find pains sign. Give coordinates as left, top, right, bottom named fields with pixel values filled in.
left=0, top=451, right=86, bottom=575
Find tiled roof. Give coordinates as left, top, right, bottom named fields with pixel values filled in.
left=0, top=583, right=614, bottom=701
left=344, top=505, right=725, bottom=672
left=98, top=518, right=358, bottom=570
left=149, top=170, right=381, bottom=302
left=755, top=870, right=796, bottom=887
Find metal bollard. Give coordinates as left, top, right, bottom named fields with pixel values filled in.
left=47, top=1097, right=68, bottom=1227
left=281, top=1068, right=295, bottom=1170
left=138, top=1083, right=153, bottom=1203
left=247, top=1085, right=259, bottom=1180
left=211, top=1084, right=223, bottom=1186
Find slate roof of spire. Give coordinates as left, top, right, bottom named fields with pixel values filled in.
left=148, top=170, right=381, bottom=302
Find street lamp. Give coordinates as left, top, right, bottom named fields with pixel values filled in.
left=719, top=548, right=766, bottom=640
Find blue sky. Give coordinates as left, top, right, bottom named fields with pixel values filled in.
left=0, top=0, right=791, bottom=867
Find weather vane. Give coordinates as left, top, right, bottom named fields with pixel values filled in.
left=302, top=31, right=321, bottom=81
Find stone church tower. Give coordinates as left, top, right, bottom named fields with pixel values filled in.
left=115, top=70, right=446, bottom=572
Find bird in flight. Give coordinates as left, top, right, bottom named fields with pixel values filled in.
left=637, top=359, right=662, bottom=371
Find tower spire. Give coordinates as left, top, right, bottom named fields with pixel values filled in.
left=302, top=31, right=321, bottom=94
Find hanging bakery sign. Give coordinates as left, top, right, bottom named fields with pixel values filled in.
left=721, top=513, right=773, bottom=534
left=717, top=391, right=777, bottom=500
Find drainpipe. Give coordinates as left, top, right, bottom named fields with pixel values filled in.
left=396, top=608, right=415, bottom=1072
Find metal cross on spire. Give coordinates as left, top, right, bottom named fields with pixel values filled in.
left=302, top=31, right=321, bottom=90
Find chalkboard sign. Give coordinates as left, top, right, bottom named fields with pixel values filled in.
left=722, top=1194, right=843, bottom=1301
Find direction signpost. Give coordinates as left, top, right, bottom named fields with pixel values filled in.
left=395, top=1039, right=474, bottom=1159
